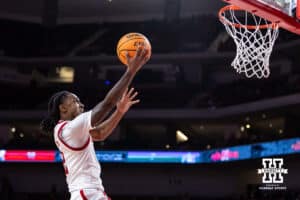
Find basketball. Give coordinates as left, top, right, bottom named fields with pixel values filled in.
left=116, top=32, right=151, bottom=66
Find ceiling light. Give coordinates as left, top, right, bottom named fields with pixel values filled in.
left=10, top=127, right=16, bottom=133
left=176, top=130, right=188, bottom=143
left=59, top=66, right=74, bottom=83
left=240, top=126, right=245, bottom=132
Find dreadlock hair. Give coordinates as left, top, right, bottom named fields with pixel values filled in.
left=40, top=91, right=70, bottom=134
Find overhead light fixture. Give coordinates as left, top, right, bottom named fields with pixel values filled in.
left=59, top=66, right=74, bottom=83
left=176, top=130, right=188, bottom=143
left=240, top=126, right=245, bottom=132
left=10, top=127, right=16, bottom=133
left=51, top=66, right=74, bottom=83
left=246, top=124, right=251, bottom=129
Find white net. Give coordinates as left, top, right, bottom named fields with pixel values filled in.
left=220, top=6, right=279, bottom=79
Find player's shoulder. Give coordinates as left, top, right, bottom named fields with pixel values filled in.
left=54, top=120, right=68, bottom=132
left=71, top=110, right=92, bottom=124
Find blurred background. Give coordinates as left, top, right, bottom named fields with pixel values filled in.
left=0, top=0, right=299, bottom=199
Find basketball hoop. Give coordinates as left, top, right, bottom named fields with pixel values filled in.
left=219, top=5, right=279, bottom=79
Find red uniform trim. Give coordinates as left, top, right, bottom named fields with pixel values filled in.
left=57, top=120, right=65, bottom=124
left=78, top=189, right=111, bottom=200
left=80, top=189, right=88, bottom=200
left=57, top=121, right=90, bottom=151
left=104, top=191, right=111, bottom=200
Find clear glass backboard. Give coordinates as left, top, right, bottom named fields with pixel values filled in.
left=257, top=0, right=296, bottom=16
left=221, top=0, right=300, bottom=34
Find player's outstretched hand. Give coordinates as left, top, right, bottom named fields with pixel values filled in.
left=117, top=87, right=140, bottom=114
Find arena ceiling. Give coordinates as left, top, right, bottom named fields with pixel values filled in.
left=0, top=0, right=224, bottom=24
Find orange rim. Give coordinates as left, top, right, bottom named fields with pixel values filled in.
left=219, top=5, right=278, bottom=29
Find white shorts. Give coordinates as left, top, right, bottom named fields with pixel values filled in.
left=70, top=188, right=111, bottom=200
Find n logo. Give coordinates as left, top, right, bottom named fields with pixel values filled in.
left=257, top=158, right=288, bottom=183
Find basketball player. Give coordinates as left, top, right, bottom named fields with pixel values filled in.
left=41, top=46, right=149, bottom=200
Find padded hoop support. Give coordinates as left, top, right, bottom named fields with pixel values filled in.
left=297, top=0, right=300, bottom=20
left=223, top=0, right=300, bottom=35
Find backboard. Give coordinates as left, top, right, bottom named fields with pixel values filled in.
left=223, top=0, right=300, bottom=34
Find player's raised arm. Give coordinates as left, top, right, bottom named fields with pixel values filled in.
left=91, top=46, right=149, bottom=127
left=90, top=88, right=139, bottom=141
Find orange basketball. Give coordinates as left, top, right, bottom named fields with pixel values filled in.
left=116, top=32, right=151, bottom=66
